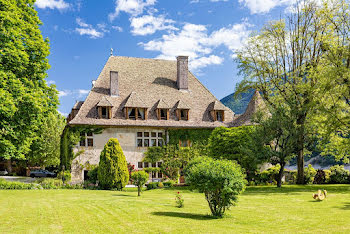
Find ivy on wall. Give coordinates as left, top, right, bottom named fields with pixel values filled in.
left=60, top=126, right=103, bottom=170
left=168, top=129, right=213, bottom=145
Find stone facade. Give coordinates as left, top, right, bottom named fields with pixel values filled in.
left=71, top=127, right=165, bottom=182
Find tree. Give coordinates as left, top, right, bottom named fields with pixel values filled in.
left=27, top=112, right=65, bottom=168
left=236, top=1, right=336, bottom=183
left=144, top=144, right=208, bottom=181
left=254, top=107, right=297, bottom=187
left=98, top=138, right=129, bottom=190
left=208, top=126, right=266, bottom=179
left=185, top=158, right=246, bottom=217
left=131, top=171, right=149, bottom=196
left=0, top=0, right=59, bottom=164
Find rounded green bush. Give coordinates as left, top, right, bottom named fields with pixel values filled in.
left=98, top=138, right=129, bottom=190
left=185, top=158, right=246, bottom=217
left=329, top=165, right=350, bottom=184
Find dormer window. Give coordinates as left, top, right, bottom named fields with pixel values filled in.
left=124, top=92, right=148, bottom=120
left=179, top=109, right=189, bottom=121
left=97, top=97, right=113, bottom=119
left=156, top=99, right=170, bottom=120
left=176, top=100, right=190, bottom=121
left=210, top=101, right=226, bottom=122
left=126, top=107, right=146, bottom=120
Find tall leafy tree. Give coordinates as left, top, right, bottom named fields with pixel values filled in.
left=0, top=0, right=59, bottom=163
left=27, top=112, right=65, bottom=168
left=236, top=1, right=337, bottom=183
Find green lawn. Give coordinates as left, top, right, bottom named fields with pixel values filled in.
left=1, top=185, right=350, bottom=233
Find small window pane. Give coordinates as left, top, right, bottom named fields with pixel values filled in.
left=87, top=139, right=93, bottom=147
left=129, top=108, right=136, bottom=119
left=151, top=132, right=156, bottom=137
left=138, top=108, right=145, bottom=120
left=152, top=162, right=156, bottom=167
left=144, top=132, right=149, bottom=137
left=144, top=139, right=149, bottom=147
left=152, top=171, right=157, bottom=178
left=79, top=140, right=86, bottom=147
left=144, top=162, right=149, bottom=168
left=158, top=139, right=163, bottom=147
left=160, top=109, right=167, bottom=120
left=138, top=162, right=143, bottom=168
left=158, top=172, right=163, bottom=178
left=137, top=132, right=143, bottom=137
left=137, top=139, right=143, bottom=147
left=102, top=107, right=107, bottom=118
left=151, top=139, right=156, bottom=146
left=158, top=132, right=163, bottom=138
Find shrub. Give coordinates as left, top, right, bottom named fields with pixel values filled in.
left=284, top=170, right=297, bottom=184
left=57, top=171, right=71, bottom=182
left=98, top=138, right=129, bottom=190
left=146, top=182, right=158, bottom=190
left=175, top=191, right=184, bottom=208
left=324, top=170, right=331, bottom=183
left=185, top=158, right=246, bottom=217
left=304, top=164, right=317, bottom=184
left=158, top=182, right=164, bottom=188
left=329, top=165, right=350, bottom=184
left=37, top=178, right=63, bottom=189
left=131, top=170, right=149, bottom=196
left=258, top=165, right=280, bottom=184
left=313, top=169, right=326, bottom=184
left=87, top=166, right=98, bottom=184
left=163, top=180, right=175, bottom=187
left=127, top=163, right=135, bottom=180
left=0, top=178, right=39, bottom=190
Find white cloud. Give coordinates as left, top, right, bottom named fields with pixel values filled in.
left=58, top=110, right=69, bottom=117
left=112, top=26, right=124, bottom=32
left=58, top=90, right=70, bottom=97
left=109, top=0, right=157, bottom=21
left=78, top=89, right=89, bottom=97
left=130, top=15, right=177, bottom=36
left=75, top=18, right=104, bottom=39
left=35, top=0, right=69, bottom=10
left=239, top=0, right=294, bottom=14
left=139, top=21, right=251, bottom=70
left=47, top=80, right=56, bottom=85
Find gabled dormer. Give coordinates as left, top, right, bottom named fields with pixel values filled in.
left=97, top=97, right=112, bottom=119
left=176, top=100, right=190, bottom=121
left=210, top=101, right=226, bottom=122
left=156, top=99, right=170, bottom=120
left=124, top=92, right=148, bottom=120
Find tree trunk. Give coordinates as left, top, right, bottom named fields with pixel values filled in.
left=5, top=159, right=12, bottom=174
left=277, top=162, right=285, bottom=188
left=296, top=122, right=305, bottom=184
left=138, top=186, right=141, bottom=196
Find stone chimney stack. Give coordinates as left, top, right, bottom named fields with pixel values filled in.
left=177, top=56, right=188, bottom=90
left=110, top=71, right=119, bottom=96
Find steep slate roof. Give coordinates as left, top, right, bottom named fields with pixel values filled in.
left=96, top=96, right=113, bottom=107
left=211, top=100, right=227, bottom=111
left=68, top=56, right=235, bottom=128
left=73, top=101, right=84, bottom=110
left=230, top=90, right=269, bottom=127
left=176, top=100, right=190, bottom=109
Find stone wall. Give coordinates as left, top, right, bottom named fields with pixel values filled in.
left=71, top=127, right=165, bottom=182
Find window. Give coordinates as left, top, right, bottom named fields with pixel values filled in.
left=179, top=140, right=191, bottom=147
left=79, top=132, right=94, bottom=147
left=157, top=108, right=169, bottom=120
left=138, top=162, right=143, bottom=168
left=158, top=172, right=163, bottom=178
left=152, top=171, right=157, bottom=178
left=98, top=106, right=111, bottom=119
left=126, top=107, right=147, bottom=120
left=177, top=109, right=189, bottom=121
left=144, top=162, right=149, bottom=168
left=136, top=131, right=164, bottom=147
left=216, top=111, right=224, bottom=122
left=152, top=162, right=157, bottom=167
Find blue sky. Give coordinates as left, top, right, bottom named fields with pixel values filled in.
left=35, top=0, right=295, bottom=116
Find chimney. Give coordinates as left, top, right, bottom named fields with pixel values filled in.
left=110, top=71, right=119, bottom=96
left=177, top=56, right=188, bottom=90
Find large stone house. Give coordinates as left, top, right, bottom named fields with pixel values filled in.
left=67, top=55, right=264, bottom=182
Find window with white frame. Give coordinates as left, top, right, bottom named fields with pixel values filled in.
left=79, top=132, right=94, bottom=147
left=136, top=131, right=164, bottom=147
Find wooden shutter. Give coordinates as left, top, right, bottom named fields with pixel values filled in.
left=157, top=109, right=160, bottom=120
left=166, top=109, right=169, bottom=120
left=222, top=111, right=225, bottom=122
left=108, top=107, right=112, bottom=119
left=145, top=108, right=148, bottom=120
left=98, top=107, right=102, bottom=119
left=125, top=107, right=128, bottom=119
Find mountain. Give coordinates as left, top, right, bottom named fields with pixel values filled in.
left=220, top=89, right=255, bottom=114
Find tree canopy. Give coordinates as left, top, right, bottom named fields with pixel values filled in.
left=0, top=0, right=59, bottom=160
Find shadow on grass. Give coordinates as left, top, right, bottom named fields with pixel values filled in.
left=244, top=185, right=350, bottom=195
left=111, top=194, right=134, bottom=197
left=152, top=211, right=216, bottom=220
left=340, top=202, right=350, bottom=210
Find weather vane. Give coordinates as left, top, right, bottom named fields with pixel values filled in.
left=110, top=48, right=113, bottom=56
